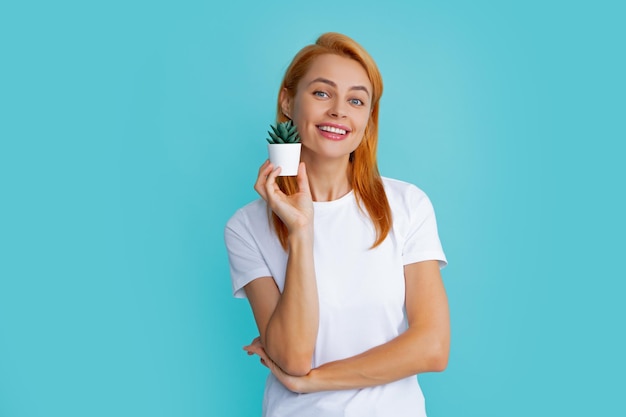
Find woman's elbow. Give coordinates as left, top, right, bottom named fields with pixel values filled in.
left=429, top=351, right=449, bottom=372
left=417, top=339, right=449, bottom=373
left=279, top=358, right=312, bottom=377
left=265, top=342, right=313, bottom=376
left=427, top=342, right=449, bottom=372
left=270, top=347, right=313, bottom=376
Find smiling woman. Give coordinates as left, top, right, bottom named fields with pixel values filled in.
left=224, top=32, right=449, bottom=417
left=284, top=54, right=372, bottom=165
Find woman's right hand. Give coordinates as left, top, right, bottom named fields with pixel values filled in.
left=254, top=160, right=314, bottom=235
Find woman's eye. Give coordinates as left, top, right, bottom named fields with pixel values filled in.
left=314, top=91, right=328, bottom=98
left=349, top=98, right=364, bottom=106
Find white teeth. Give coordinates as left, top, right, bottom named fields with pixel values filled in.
left=319, top=125, right=347, bottom=135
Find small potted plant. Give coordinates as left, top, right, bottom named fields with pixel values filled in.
left=266, top=120, right=301, bottom=176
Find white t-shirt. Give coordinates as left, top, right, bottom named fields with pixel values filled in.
left=224, top=177, right=447, bottom=417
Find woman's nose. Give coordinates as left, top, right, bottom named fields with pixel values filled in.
left=328, top=100, right=347, bottom=118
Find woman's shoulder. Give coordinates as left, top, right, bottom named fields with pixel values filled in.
left=225, top=198, right=267, bottom=231
left=381, top=177, right=430, bottom=203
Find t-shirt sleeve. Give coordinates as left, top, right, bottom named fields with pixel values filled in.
left=402, top=187, right=448, bottom=268
left=224, top=210, right=272, bottom=298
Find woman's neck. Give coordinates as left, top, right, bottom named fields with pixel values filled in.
left=302, top=156, right=352, bottom=202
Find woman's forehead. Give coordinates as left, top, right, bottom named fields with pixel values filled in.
left=300, top=54, right=372, bottom=91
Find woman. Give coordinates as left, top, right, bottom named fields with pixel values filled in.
left=224, top=32, right=449, bottom=417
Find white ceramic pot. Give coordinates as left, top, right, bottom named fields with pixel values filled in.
left=267, top=143, right=301, bottom=176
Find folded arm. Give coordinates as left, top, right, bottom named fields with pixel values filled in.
left=246, top=260, right=449, bottom=392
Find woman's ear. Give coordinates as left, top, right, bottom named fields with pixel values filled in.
left=279, top=88, right=291, bottom=118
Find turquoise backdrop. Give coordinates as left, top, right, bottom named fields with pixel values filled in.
left=1, top=0, right=624, bottom=416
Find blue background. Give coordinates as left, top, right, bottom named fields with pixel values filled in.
left=1, top=0, right=624, bottom=416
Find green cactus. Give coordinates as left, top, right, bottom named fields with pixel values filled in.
left=266, top=120, right=301, bottom=144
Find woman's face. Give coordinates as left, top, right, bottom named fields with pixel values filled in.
left=282, top=54, right=373, bottom=163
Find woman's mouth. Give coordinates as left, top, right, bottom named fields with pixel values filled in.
left=317, top=124, right=350, bottom=141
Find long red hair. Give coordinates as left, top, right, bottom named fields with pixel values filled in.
left=272, top=32, right=391, bottom=249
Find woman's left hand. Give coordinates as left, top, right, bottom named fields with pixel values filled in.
left=243, top=337, right=315, bottom=394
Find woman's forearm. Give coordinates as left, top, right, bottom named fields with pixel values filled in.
left=304, top=325, right=448, bottom=392
left=302, top=263, right=450, bottom=391
left=264, top=227, right=319, bottom=376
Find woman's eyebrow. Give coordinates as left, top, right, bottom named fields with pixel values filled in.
left=308, top=77, right=371, bottom=97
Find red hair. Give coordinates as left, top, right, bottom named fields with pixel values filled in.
left=272, top=32, right=391, bottom=249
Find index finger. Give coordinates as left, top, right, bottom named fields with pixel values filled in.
left=264, top=165, right=283, bottom=198
left=254, top=160, right=273, bottom=199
